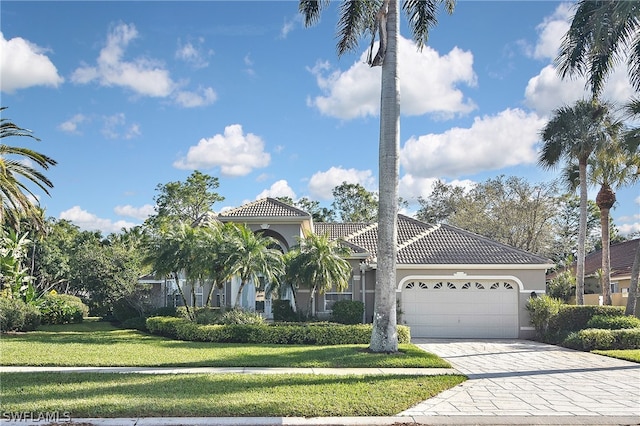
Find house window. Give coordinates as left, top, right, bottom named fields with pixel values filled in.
left=610, top=282, right=619, bottom=294
left=323, top=280, right=353, bottom=312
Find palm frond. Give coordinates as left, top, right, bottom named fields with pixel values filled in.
left=299, top=0, right=330, bottom=27
left=403, top=0, right=454, bottom=50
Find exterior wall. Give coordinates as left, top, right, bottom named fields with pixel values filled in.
left=245, top=223, right=305, bottom=251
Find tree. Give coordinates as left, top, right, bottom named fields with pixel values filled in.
left=539, top=99, right=619, bottom=305
left=587, top=138, right=640, bottom=305
left=276, top=196, right=336, bottom=222
left=225, top=224, right=284, bottom=309
left=331, top=182, right=378, bottom=222
left=415, top=179, right=465, bottom=223
left=300, top=0, right=454, bottom=353
left=285, top=231, right=352, bottom=315
left=147, top=170, right=224, bottom=228
left=0, top=107, right=57, bottom=232
left=549, top=193, right=600, bottom=266
left=557, top=0, right=640, bottom=97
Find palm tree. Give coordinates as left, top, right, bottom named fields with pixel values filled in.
left=588, top=137, right=640, bottom=305
left=539, top=99, right=619, bottom=305
left=1, top=107, right=57, bottom=232
left=225, top=224, right=284, bottom=309
left=299, top=0, right=454, bottom=353
left=557, top=0, right=640, bottom=97
left=201, top=221, right=237, bottom=308
left=285, top=231, right=352, bottom=315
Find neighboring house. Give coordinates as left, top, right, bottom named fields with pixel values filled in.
left=148, top=197, right=554, bottom=339
left=559, top=238, right=638, bottom=307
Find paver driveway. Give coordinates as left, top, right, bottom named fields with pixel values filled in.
left=401, top=339, right=640, bottom=418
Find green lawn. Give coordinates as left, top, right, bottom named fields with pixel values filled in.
left=0, top=320, right=465, bottom=417
left=0, top=320, right=450, bottom=368
left=593, top=349, right=640, bottom=363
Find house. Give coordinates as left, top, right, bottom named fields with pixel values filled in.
left=152, top=197, right=554, bottom=339
left=579, top=238, right=638, bottom=307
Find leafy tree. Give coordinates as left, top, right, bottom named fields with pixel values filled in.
left=275, top=196, right=336, bottom=222
left=0, top=229, right=35, bottom=301
left=147, top=170, right=224, bottom=228
left=549, top=193, right=600, bottom=266
left=0, top=107, right=57, bottom=232
left=539, top=99, right=619, bottom=305
left=285, top=231, right=352, bottom=315
left=415, top=180, right=465, bottom=223
left=299, top=0, right=455, bottom=352
left=331, top=182, right=378, bottom=222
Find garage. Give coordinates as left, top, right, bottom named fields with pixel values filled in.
left=401, top=278, right=519, bottom=338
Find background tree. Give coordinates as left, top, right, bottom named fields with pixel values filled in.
left=539, top=99, right=618, bottom=305
left=331, top=182, right=378, bottom=222
left=549, top=193, right=600, bottom=266
left=415, top=180, right=465, bottom=224
left=275, top=196, right=336, bottom=222
left=0, top=107, right=56, bottom=232
left=300, top=0, right=455, bottom=353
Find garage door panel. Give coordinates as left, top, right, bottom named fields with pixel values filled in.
left=401, top=279, right=519, bottom=338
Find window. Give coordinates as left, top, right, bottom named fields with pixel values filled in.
left=324, top=279, right=353, bottom=312
left=610, top=282, right=619, bottom=294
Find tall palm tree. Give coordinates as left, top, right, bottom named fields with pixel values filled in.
left=539, top=99, right=619, bottom=305
left=1, top=107, right=57, bottom=232
left=588, top=137, right=640, bottom=305
left=201, top=221, right=237, bottom=308
left=225, top=224, right=284, bottom=309
left=285, top=231, right=352, bottom=315
left=299, top=0, right=454, bottom=353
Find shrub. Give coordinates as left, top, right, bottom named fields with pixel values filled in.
left=38, top=294, right=86, bottom=325
left=526, top=295, right=563, bottom=340
left=563, top=328, right=640, bottom=351
left=112, top=299, right=142, bottom=323
left=549, top=305, right=624, bottom=335
left=150, top=306, right=178, bottom=317
left=121, top=316, right=148, bottom=331
left=272, top=299, right=300, bottom=322
left=546, top=270, right=575, bottom=303
left=0, top=297, right=41, bottom=332
left=330, top=300, right=364, bottom=325
left=220, top=308, right=265, bottom=325
left=586, top=315, right=640, bottom=330
left=194, top=307, right=223, bottom=325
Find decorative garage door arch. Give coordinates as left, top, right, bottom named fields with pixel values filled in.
left=398, top=275, right=522, bottom=338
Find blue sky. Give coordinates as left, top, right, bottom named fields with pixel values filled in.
left=1, top=1, right=638, bottom=237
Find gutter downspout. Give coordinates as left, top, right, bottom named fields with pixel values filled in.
left=360, top=262, right=367, bottom=324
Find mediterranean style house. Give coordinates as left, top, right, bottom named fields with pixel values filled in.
left=144, top=197, right=554, bottom=339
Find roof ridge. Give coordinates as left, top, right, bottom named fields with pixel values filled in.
left=342, top=222, right=378, bottom=242
left=397, top=223, right=441, bottom=253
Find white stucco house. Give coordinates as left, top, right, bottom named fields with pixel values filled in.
left=150, top=197, right=554, bottom=339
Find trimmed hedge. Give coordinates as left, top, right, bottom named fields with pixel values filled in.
left=330, top=300, right=364, bottom=325
left=563, top=328, right=640, bottom=351
left=586, top=314, right=640, bottom=330
left=146, top=316, right=411, bottom=345
left=0, top=297, right=41, bottom=332
left=38, top=294, right=87, bottom=325
left=549, top=305, right=624, bottom=334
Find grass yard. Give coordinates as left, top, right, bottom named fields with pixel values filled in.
left=0, top=320, right=450, bottom=368
left=0, top=372, right=466, bottom=417
left=593, top=349, right=640, bottom=363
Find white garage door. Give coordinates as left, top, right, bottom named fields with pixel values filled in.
left=401, top=279, right=519, bottom=338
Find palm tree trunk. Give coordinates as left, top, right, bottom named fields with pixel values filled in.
left=234, top=281, right=246, bottom=309
left=173, top=271, right=192, bottom=320
left=626, top=240, right=640, bottom=316
left=370, top=0, right=399, bottom=353
left=600, top=207, right=612, bottom=305
left=576, top=161, right=588, bottom=305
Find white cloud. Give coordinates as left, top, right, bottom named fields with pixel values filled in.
left=400, top=108, right=546, bottom=179
left=174, top=86, right=217, bottom=108
left=60, top=206, right=137, bottom=234
left=280, top=15, right=302, bottom=39
left=175, top=38, right=210, bottom=69
left=255, top=180, right=296, bottom=200
left=529, top=3, right=573, bottom=60
left=101, top=113, right=141, bottom=140
left=308, top=167, right=376, bottom=200
left=114, top=204, right=155, bottom=220
left=307, top=36, right=476, bottom=120
left=173, top=124, right=270, bottom=176
left=58, top=114, right=88, bottom=134
left=399, top=175, right=475, bottom=202
left=0, top=32, right=64, bottom=93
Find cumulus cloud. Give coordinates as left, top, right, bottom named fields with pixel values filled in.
left=175, top=38, right=210, bottom=69
left=255, top=180, right=296, bottom=200
left=307, top=36, right=476, bottom=120
left=58, top=114, right=88, bottom=134
left=114, top=204, right=155, bottom=220
left=101, top=113, right=141, bottom=140
left=528, top=3, right=573, bottom=60
left=60, top=206, right=137, bottom=234
left=399, top=175, right=475, bottom=202
left=400, top=108, right=546, bottom=179
left=308, top=167, right=376, bottom=200
left=174, top=124, right=270, bottom=176
left=0, top=32, right=64, bottom=93
left=71, top=23, right=216, bottom=107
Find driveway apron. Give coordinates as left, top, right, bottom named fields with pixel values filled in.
left=402, top=339, right=640, bottom=417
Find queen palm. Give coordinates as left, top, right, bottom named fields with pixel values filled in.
left=299, top=0, right=454, bottom=353
left=1, top=107, right=57, bottom=232
left=539, top=99, right=618, bottom=305
left=285, top=231, right=352, bottom=316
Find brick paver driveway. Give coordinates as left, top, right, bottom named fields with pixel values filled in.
left=402, top=339, right=640, bottom=418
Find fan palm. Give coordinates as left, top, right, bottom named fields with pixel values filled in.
left=299, top=0, right=454, bottom=353
left=1, top=107, right=57, bottom=232
left=539, top=99, right=619, bottom=305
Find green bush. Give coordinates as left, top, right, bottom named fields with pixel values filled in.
left=586, top=314, right=640, bottom=330
left=526, top=295, right=563, bottom=339
left=272, top=299, right=300, bottom=322
left=563, top=328, right=640, bottom=351
left=550, top=305, right=624, bottom=335
left=146, top=316, right=411, bottom=345
left=330, top=300, right=364, bottom=325
left=0, top=297, right=41, bottom=332
left=220, top=308, right=265, bottom=325
left=121, top=316, right=148, bottom=331
left=37, top=293, right=86, bottom=325
left=150, top=306, right=178, bottom=317
left=194, top=307, right=222, bottom=325
left=546, top=270, right=575, bottom=303
left=112, top=299, right=142, bottom=323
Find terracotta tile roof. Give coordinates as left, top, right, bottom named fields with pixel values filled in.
left=218, top=197, right=310, bottom=218
left=583, top=238, right=638, bottom=278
